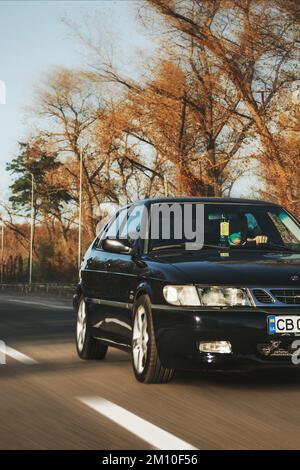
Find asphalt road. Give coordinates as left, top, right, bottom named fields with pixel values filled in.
left=1, top=293, right=300, bottom=450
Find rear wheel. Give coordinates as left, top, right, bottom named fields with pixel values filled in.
left=131, top=295, right=174, bottom=383
left=76, top=297, right=108, bottom=360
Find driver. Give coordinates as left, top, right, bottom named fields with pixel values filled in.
left=227, top=214, right=268, bottom=246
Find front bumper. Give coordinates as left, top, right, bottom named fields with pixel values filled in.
left=151, top=305, right=300, bottom=370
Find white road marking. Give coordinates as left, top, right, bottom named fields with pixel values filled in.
left=0, top=341, right=5, bottom=364
left=78, top=397, right=197, bottom=450
left=0, top=345, right=38, bottom=365
left=5, top=298, right=72, bottom=310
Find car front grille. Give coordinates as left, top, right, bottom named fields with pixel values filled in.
left=252, top=289, right=274, bottom=304
left=249, top=287, right=300, bottom=306
left=270, top=289, right=300, bottom=305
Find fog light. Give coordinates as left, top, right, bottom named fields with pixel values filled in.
left=199, top=341, right=232, bottom=354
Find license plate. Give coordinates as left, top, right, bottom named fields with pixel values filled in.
left=268, top=315, right=300, bottom=334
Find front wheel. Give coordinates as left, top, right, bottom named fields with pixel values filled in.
left=131, top=295, right=174, bottom=383
left=76, top=297, right=108, bottom=360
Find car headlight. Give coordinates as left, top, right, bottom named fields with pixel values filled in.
left=198, top=287, right=250, bottom=306
left=163, top=285, right=201, bottom=306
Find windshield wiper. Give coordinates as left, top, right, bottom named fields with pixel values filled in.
left=151, top=243, right=230, bottom=252
left=200, top=243, right=230, bottom=250
left=151, top=241, right=300, bottom=253
left=151, top=243, right=187, bottom=252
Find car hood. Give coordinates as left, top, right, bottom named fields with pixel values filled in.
left=151, top=250, right=300, bottom=286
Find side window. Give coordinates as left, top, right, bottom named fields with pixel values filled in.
left=119, top=205, right=145, bottom=246
left=95, top=209, right=127, bottom=249
left=268, top=211, right=299, bottom=244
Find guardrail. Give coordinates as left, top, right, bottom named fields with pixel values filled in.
left=0, top=283, right=76, bottom=297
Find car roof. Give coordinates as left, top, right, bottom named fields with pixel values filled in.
left=132, top=197, right=280, bottom=207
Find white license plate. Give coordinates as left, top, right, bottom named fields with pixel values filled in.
left=268, top=315, right=300, bottom=334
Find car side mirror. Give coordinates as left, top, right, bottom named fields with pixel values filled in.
left=102, top=237, right=133, bottom=254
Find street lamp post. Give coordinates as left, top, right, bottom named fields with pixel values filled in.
left=163, top=175, right=169, bottom=197
left=0, top=218, right=4, bottom=285
left=29, top=173, right=34, bottom=289
left=78, top=153, right=83, bottom=270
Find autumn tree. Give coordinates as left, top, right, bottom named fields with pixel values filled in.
left=96, top=99, right=167, bottom=202
left=260, top=94, right=300, bottom=215
left=146, top=0, right=300, bottom=202
left=126, top=55, right=255, bottom=196
left=33, top=68, right=122, bottom=243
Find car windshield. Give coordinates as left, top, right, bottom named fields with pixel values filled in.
left=149, top=203, right=300, bottom=252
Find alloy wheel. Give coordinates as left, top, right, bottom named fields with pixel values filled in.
left=132, top=305, right=149, bottom=374
left=77, top=300, right=87, bottom=352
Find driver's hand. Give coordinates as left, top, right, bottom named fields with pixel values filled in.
left=253, top=235, right=268, bottom=245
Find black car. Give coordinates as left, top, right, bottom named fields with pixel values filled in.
left=74, top=197, right=300, bottom=383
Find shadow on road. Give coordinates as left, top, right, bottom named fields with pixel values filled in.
left=174, top=367, right=300, bottom=389
left=2, top=344, right=300, bottom=392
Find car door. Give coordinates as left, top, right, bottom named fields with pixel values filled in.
left=101, top=204, right=149, bottom=345
left=82, top=209, right=128, bottom=343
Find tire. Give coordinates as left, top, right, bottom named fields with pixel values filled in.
left=131, top=295, right=174, bottom=383
left=76, top=297, right=108, bottom=360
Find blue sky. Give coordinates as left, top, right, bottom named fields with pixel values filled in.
left=0, top=0, right=153, bottom=199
